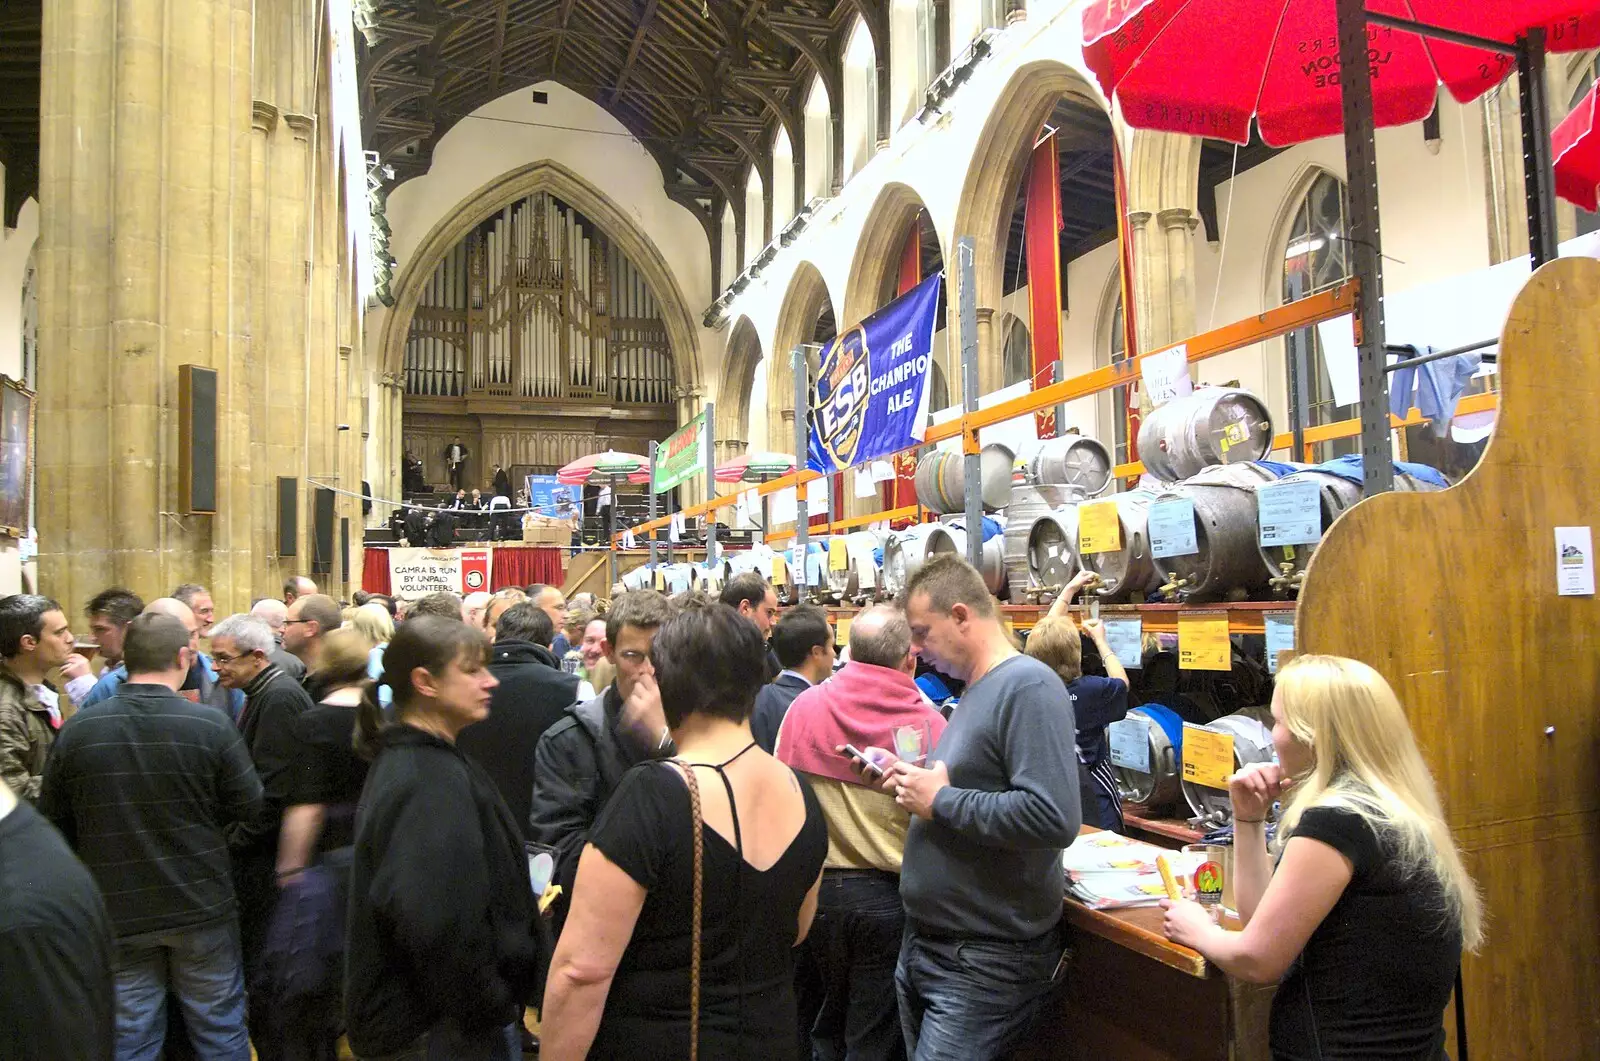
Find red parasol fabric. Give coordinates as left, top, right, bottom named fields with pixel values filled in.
left=714, top=452, right=797, bottom=484
left=555, top=450, right=650, bottom=487
left=1554, top=80, right=1600, bottom=211
left=1081, top=0, right=1600, bottom=147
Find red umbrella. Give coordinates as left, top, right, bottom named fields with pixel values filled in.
left=1554, top=80, right=1600, bottom=211
left=714, top=451, right=796, bottom=484
left=1081, top=0, right=1600, bottom=146
left=555, top=450, right=650, bottom=487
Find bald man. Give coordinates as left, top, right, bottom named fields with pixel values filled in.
left=78, top=598, right=240, bottom=719
left=248, top=598, right=306, bottom=681
left=283, top=576, right=318, bottom=606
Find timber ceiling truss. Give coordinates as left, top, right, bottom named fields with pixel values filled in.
left=0, top=0, right=42, bottom=228
left=361, top=0, right=867, bottom=271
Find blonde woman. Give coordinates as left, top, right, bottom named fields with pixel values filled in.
left=1162, top=655, right=1482, bottom=1059
left=351, top=602, right=395, bottom=711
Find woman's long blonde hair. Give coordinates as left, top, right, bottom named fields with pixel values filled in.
left=1274, top=654, right=1483, bottom=951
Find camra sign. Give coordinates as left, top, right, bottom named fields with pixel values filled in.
left=388, top=548, right=493, bottom=597
left=808, top=274, right=941, bottom=474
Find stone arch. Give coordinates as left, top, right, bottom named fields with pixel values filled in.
left=766, top=261, right=839, bottom=452
left=378, top=160, right=704, bottom=397
left=1261, top=163, right=1344, bottom=309
left=718, top=315, right=763, bottom=458
left=842, top=181, right=941, bottom=325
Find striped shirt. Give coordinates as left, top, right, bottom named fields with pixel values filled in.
left=38, top=682, right=264, bottom=940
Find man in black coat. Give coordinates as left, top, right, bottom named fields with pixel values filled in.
left=751, top=604, right=836, bottom=753
left=210, top=613, right=315, bottom=1060
left=457, top=603, right=580, bottom=836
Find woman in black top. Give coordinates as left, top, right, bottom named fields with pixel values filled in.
left=1162, top=655, right=1483, bottom=1060
left=541, top=604, right=829, bottom=1060
left=344, top=616, right=537, bottom=1061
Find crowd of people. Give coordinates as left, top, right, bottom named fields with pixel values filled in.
left=0, top=557, right=1482, bottom=1061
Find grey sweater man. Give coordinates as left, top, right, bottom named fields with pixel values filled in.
left=900, top=653, right=1083, bottom=940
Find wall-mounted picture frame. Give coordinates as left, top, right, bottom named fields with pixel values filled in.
left=0, top=376, right=36, bottom=539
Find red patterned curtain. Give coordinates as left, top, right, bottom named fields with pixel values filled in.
left=1025, top=131, right=1065, bottom=439
left=363, top=549, right=392, bottom=595
left=361, top=546, right=563, bottom=596
left=883, top=225, right=923, bottom=523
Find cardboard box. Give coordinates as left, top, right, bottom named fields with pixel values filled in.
left=522, top=522, right=573, bottom=546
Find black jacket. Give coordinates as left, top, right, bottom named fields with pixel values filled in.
left=234, top=664, right=315, bottom=859
left=751, top=671, right=812, bottom=754
left=528, top=686, right=660, bottom=917
left=38, top=683, right=263, bottom=939
left=493, top=469, right=512, bottom=498
left=345, top=725, right=537, bottom=1056
left=457, top=640, right=580, bottom=838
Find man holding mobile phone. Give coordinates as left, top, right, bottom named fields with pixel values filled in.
left=884, top=556, right=1082, bottom=1061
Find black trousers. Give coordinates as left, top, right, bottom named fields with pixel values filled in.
left=805, top=869, right=907, bottom=1061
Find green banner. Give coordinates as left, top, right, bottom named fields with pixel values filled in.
left=653, top=410, right=706, bottom=493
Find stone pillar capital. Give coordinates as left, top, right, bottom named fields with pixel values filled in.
left=780, top=409, right=796, bottom=424
left=1157, top=207, right=1200, bottom=234
left=1127, top=209, right=1154, bottom=229
left=974, top=306, right=997, bottom=325
left=252, top=100, right=279, bottom=133
left=283, top=113, right=316, bottom=140
left=338, top=344, right=352, bottom=361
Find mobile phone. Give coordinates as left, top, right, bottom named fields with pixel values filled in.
left=841, top=744, right=885, bottom=778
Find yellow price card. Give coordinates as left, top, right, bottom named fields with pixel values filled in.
left=653, top=569, right=666, bottom=592
left=828, top=537, right=848, bottom=572
left=1178, top=614, right=1231, bottom=671
left=835, top=615, right=851, bottom=645
left=771, top=555, right=789, bottom=583
left=1078, top=501, right=1122, bottom=555
left=1181, top=724, right=1236, bottom=789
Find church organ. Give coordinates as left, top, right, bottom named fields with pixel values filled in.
left=402, top=191, right=675, bottom=405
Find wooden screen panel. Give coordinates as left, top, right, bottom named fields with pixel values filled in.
left=1296, top=257, right=1600, bottom=1057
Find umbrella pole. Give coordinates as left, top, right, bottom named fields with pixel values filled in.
left=607, top=474, right=618, bottom=591
left=647, top=442, right=659, bottom=571
left=1517, top=28, right=1558, bottom=268
left=1336, top=0, right=1393, bottom=496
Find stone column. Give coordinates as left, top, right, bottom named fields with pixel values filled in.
left=38, top=0, right=257, bottom=614
left=1124, top=128, right=1203, bottom=354
left=974, top=305, right=998, bottom=398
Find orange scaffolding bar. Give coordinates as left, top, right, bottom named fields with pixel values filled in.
left=620, top=283, right=1369, bottom=545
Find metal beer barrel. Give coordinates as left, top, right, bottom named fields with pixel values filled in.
left=1136, top=388, right=1273, bottom=482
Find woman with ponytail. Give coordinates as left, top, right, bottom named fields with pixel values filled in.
left=344, top=615, right=538, bottom=1061
left=1162, top=655, right=1483, bottom=1060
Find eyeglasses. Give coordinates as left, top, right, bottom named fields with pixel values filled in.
left=211, top=653, right=246, bottom=665
left=617, top=649, right=650, bottom=665
left=283, top=619, right=312, bottom=625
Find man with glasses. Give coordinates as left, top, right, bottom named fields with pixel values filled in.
left=81, top=599, right=240, bottom=720
left=720, top=571, right=782, bottom=679
left=528, top=589, right=676, bottom=930
left=281, top=594, right=341, bottom=694
left=209, top=613, right=315, bottom=1059
left=527, top=584, right=571, bottom=655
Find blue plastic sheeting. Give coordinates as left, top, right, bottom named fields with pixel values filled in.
left=1314, top=454, right=1449, bottom=489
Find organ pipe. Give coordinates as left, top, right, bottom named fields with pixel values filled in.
left=403, top=189, right=675, bottom=406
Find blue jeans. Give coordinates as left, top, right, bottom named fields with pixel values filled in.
left=895, top=924, right=1066, bottom=1061
left=112, top=921, right=251, bottom=1061
left=809, top=870, right=907, bottom=1061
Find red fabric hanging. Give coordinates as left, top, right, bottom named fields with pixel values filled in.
left=883, top=225, right=923, bottom=524
left=1113, top=137, right=1142, bottom=470
left=363, top=548, right=392, bottom=595
left=1554, top=81, right=1600, bottom=211
left=1025, top=132, right=1065, bottom=440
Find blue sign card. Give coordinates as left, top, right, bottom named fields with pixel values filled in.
left=1106, top=718, right=1151, bottom=773
left=1148, top=497, right=1199, bottom=558
left=1102, top=616, right=1144, bottom=669
left=1257, top=480, right=1322, bottom=547
left=807, top=273, right=943, bottom=474
left=1265, top=612, right=1296, bottom=674
left=524, top=474, right=578, bottom=519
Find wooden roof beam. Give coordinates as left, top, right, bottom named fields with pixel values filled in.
left=609, top=0, right=661, bottom=104
left=548, top=0, right=580, bottom=76
left=486, top=0, right=512, bottom=95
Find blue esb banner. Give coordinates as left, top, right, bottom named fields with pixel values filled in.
left=807, top=273, right=942, bottom=474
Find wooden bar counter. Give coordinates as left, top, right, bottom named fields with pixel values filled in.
left=1016, top=834, right=1274, bottom=1061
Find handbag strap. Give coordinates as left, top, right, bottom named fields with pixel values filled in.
left=679, top=761, right=705, bottom=1061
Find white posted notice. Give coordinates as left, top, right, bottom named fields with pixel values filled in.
left=1556, top=527, right=1595, bottom=596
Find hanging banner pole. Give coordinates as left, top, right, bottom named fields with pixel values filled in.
left=647, top=441, right=659, bottom=571
left=958, top=235, right=982, bottom=570
left=793, top=347, right=809, bottom=589
left=703, top=401, right=717, bottom=565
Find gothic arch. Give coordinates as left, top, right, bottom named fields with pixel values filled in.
left=767, top=261, right=839, bottom=452
left=719, top=315, right=763, bottom=456
left=841, top=181, right=940, bottom=325
left=379, top=160, right=704, bottom=396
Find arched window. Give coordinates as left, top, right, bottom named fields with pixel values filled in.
left=1001, top=314, right=1032, bottom=387
left=743, top=167, right=766, bottom=265
left=719, top=200, right=738, bottom=290
left=1282, top=171, right=1355, bottom=458
left=804, top=76, right=834, bottom=201
left=929, top=358, right=950, bottom=413
left=771, top=127, right=796, bottom=235
left=892, top=0, right=935, bottom=127
left=843, top=19, right=879, bottom=179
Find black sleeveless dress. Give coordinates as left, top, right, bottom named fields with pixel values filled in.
left=585, top=750, right=829, bottom=1060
